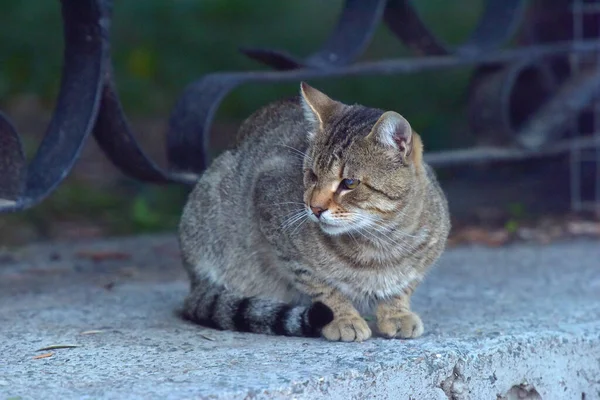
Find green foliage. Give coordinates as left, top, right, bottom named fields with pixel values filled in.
left=505, top=202, right=528, bottom=233
left=129, top=186, right=188, bottom=233
left=505, top=219, right=520, bottom=234
left=507, top=202, right=527, bottom=219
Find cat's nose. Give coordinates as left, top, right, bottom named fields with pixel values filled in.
left=310, top=205, right=327, bottom=218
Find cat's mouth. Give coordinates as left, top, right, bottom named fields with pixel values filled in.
left=306, top=208, right=363, bottom=235
left=315, top=218, right=359, bottom=236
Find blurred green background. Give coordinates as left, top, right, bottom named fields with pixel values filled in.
left=0, top=0, right=484, bottom=244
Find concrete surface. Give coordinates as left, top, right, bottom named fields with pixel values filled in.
left=0, top=234, right=599, bottom=400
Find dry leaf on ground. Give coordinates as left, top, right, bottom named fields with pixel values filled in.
left=199, top=333, right=216, bottom=341
left=449, top=227, right=510, bottom=247
left=80, top=330, right=104, bottom=335
left=33, top=352, right=54, bottom=359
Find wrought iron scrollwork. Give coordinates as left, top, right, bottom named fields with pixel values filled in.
left=1, top=0, right=599, bottom=213
left=384, top=0, right=526, bottom=56
left=240, top=0, right=388, bottom=70
left=1, top=0, right=109, bottom=212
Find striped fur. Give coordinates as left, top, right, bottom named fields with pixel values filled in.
left=182, top=280, right=333, bottom=337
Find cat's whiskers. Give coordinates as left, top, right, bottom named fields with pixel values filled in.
left=361, top=226, right=417, bottom=254
left=275, top=145, right=308, bottom=164
left=281, top=210, right=305, bottom=225
left=347, top=231, right=359, bottom=246
left=344, top=209, right=419, bottom=239
left=281, top=216, right=306, bottom=233
left=352, top=227, right=372, bottom=244
left=351, top=227, right=405, bottom=254
left=356, top=222, right=398, bottom=248
left=279, top=209, right=308, bottom=232
left=288, top=154, right=306, bottom=162
left=290, top=216, right=308, bottom=236
left=362, top=215, right=420, bottom=250
left=366, top=218, right=420, bottom=239
left=274, top=201, right=306, bottom=206
left=280, top=207, right=306, bottom=217
left=332, top=211, right=410, bottom=235
left=366, top=221, right=424, bottom=253
left=368, top=224, right=420, bottom=254
left=334, top=213, right=383, bottom=243
left=283, top=155, right=306, bottom=168
left=349, top=213, right=420, bottom=254
left=279, top=144, right=313, bottom=162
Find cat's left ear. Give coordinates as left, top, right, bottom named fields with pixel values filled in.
left=299, top=82, right=341, bottom=138
left=368, top=111, right=418, bottom=162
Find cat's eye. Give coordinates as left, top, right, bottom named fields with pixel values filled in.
left=340, top=178, right=360, bottom=190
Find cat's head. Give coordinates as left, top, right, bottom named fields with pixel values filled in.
left=299, top=82, right=424, bottom=236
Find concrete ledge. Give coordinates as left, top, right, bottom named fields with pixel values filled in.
left=1, top=235, right=599, bottom=399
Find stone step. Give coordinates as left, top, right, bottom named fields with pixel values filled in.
left=1, top=235, right=599, bottom=399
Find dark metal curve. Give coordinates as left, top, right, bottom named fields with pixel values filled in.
left=384, top=0, right=527, bottom=56
left=0, top=113, right=25, bottom=206
left=165, top=39, right=600, bottom=176
left=92, top=70, right=191, bottom=185
left=466, top=60, right=559, bottom=147
left=0, top=0, right=110, bottom=213
left=167, top=75, right=243, bottom=177
left=240, top=0, right=387, bottom=70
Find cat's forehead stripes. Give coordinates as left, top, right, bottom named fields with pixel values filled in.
left=314, top=106, right=383, bottom=174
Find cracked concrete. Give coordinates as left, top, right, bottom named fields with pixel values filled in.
left=1, top=235, right=599, bottom=399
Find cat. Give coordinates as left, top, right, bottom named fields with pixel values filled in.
left=178, top=82, right=450, bottom=342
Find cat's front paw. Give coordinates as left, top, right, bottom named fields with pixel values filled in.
left=377, top=311, right=424, bottom=339
left=322, top=314, right=372, bottom=342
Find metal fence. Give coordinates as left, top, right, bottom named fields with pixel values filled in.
left=1, top=0, right=599, bottom=214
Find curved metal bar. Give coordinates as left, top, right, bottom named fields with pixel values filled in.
left=384, top=0, right=527, bottom=56
left=516, top=66, right=600, bottom=150
left=240, top=0, right=387, bottom=70
left=466, top=60, right=559, bottom=146
left=165, top=39, right=600, bottom=177
left=0, top=0, right=110, bottom=213
left=0, top=113, right=25, bottom=207
left=167, top=75, right=243, bottom=177
left=92, top=70, right=191, bottom=185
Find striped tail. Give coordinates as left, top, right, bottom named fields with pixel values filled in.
left=182, top=282, right=334, bottom=337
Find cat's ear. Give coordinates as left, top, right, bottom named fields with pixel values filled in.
left=368, top=111, right=416, bottom=162
left=299, top=82, right=340, bottom=137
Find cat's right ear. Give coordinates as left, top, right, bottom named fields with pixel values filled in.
left=367, top=111, right=416, bottom=163
left=299, top=82, right=339, bottom=139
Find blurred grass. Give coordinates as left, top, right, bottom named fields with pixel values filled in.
left=0, top=0, right=484, bottom=241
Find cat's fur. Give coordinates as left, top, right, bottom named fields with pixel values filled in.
left=178, top=82, right=450, bottom=342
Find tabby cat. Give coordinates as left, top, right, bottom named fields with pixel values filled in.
left=178, top=82, right=450, bottom=342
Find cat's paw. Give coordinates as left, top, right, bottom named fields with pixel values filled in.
left=322, top=314, right=372, bottom=342
left=377, top=311, right=424, bottom=339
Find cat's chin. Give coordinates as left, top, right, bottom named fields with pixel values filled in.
left=318, top=223, right=353, bottom=236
